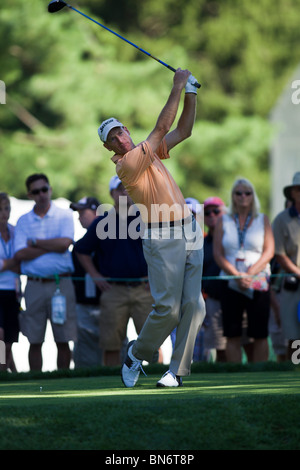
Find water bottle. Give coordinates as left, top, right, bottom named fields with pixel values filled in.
left=51, top=287, right=66, bottom=325
left=85, top=273, right=96, bottom=298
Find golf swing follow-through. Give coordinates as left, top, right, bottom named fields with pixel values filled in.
left=48, top=1, right=205, bottom=387
left=98, top=69, right=205, bottom=388
left=47, top=0, right=201, bottom=88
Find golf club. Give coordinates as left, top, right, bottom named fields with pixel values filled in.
left=48, top=0, right=201, bottom=88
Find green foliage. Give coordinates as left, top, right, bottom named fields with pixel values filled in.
left=1, top=0, right=300, bottom=209
left=169, top=115, right=274, bottom=212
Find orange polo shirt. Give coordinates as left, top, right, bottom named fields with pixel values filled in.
left=111, top=139, right=189, bottom=223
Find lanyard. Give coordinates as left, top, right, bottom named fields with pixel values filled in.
left=234, top=213, right=251, bottom=249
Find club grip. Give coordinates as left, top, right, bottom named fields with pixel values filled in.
left=167, top=65, right=201, bottom=88
left=191, top=80, right=201, bottom=89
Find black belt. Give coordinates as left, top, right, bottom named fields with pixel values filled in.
left=109, top=281, right=145, bottom=288
left=147, top=215, right=192, bottom=229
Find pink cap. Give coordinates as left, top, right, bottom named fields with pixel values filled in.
left=203, top=196, right=225, bottom=208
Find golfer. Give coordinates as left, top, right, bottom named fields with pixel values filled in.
left=98, top=68, right=205, bottom=387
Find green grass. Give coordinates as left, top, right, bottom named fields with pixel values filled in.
left=0, top=363, right=299, bottom=450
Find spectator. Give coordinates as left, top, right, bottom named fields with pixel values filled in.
left=202, top=196, right=227, bottom=362
left=268, top=257, right=288, bottom=362
left=70, top=196, right=102, bottom=368
left=185, top=197, right=204, bottom=230
left=268, top=201, right=291, bottom=362
left=213, top=177, right=274, bottom=362
left=0, top=192, right=20, bottom=372
left=74, top=175, right=155, bottom=367
left=14, top=174, right=76, bottom=371
left=272, top=172, right=300, bottom=360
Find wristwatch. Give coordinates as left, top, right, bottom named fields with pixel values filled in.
left=30, top=238, right=37, bottom=247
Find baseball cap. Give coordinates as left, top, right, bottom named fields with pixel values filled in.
left=185, top=197, right=202, bottom=214
left=70, top=197, right=100, bottom=211
left=98, top=118, right=124, bottom=143
left=203, top=196, right=225, bottom=208
left=109, top=175, right=122, bottom=191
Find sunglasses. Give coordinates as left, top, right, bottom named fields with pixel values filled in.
left=30, top=186, right=49, bottom=196
left=204, top=208, right=221, bottom=216
left=234, top=191, right=252, bottom=196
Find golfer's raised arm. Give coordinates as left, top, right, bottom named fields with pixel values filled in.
left=165, top=92, right=197, bottom=152
left=146, top=68, right=191, bottom=153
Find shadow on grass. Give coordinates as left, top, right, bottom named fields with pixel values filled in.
left=0, top=368, right=300, bottom=450
left=0, top=358, right=297, bottom=382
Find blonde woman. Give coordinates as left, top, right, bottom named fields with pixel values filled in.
left=0, top=193, right=20, bottom=371
left=213, top=178, right=274, bottom=362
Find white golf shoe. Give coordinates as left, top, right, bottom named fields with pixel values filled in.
left=121, top=340, right=146, bottom=388
left=156, top=370, right=183, bottom=388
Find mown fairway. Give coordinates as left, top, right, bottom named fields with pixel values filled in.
left=0, top=366, right=299, bottom=451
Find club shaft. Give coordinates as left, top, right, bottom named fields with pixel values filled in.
left=66, top=4, right=200, bottom=88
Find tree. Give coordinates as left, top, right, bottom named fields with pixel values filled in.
left=1, top=0, right=300, bottom=212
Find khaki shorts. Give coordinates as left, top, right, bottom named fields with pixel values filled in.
left=21, top=278, right=77, bottom=344
left=99, top=283, right=153, bottom=350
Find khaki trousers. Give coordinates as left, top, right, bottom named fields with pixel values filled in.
left=133, top=219, right=206, bottom=376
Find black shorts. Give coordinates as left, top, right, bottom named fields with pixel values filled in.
left=0, top=290, right=20, bottom=343
left=220, top=281, right=270, bottom=339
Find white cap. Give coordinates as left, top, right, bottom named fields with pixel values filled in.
left=185, top=197, right=202, bottom=215
left=109, top=175, right=122, bottom=191
left=98, top=118, right=124, bottom=142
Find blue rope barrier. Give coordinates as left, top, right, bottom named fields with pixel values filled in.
left=23, top=273, right=296, bottom=282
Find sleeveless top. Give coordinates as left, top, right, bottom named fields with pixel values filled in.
left=220, top=213, right=270, bottom=276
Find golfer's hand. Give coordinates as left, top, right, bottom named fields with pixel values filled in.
left=173, top=68, right=191, bottom=89
left=185, top=74, right=198, bottom=94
